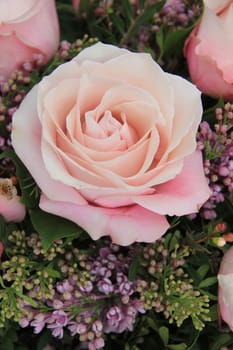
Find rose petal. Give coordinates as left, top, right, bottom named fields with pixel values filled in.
left=12, top=85, right=86, bottom=205
left=40, top=194, right=169, bottom=245
left=133, top=151, right=211, bottom=215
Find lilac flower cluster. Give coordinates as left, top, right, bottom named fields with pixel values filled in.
left=0, top=228, right=211, bottom=348
left=153, top=0, right=201, bottom=29
left=197, top=103, right=233, bottom=220
left=18, top=242, right=145, bottom=350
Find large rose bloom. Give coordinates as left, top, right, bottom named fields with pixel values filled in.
left=184, top=0, right=233, bottom=100
left=12, top=43, right=210, bottom=245
left=0, top=0, right=59, bottom=79
left=218, top=246, right=233, bottom=330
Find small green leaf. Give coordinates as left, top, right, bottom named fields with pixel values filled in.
left=163, top=26, right=193, bottom=57
left=168, top=230, right=180, bottom=252
left=198, top=276, right=217, bottom=289
left=30, top=209, right=83, bottom=251
left=122, top=0, right=133, bottom=22
left=211, top=334, right=233, bottom=350
left=44, top=267, right=61, bottom=279
left=128, top=256, right=141, bottom=281
left=155, top=26, right=164, bottom=56
left=16, top=293, right=38, bottom=308
left=128, top=1, right=165, bottom=38
left=109, top=13, right=125, bottom=35
left=159, top=326, right=169, bottom=346
left=147, top=317, right=159, bottom=332
left=208, top=304, right=218, bottom=321
left=36, top=330, right=54, bottom=350
left=197, top=264, right=210, bottom=280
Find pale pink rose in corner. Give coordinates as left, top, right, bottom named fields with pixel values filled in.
left=0, top=178, right=25, bottom=222
left=0, top=0, right=59, bottom=79
left=204, top=0, right=232, bottom=13
left=72, top=0, right=80, bottom=12
left=218, top=246, right=233, bottom=330
left=184, top=1, right=233, bottom=100
left=12, top=42, right=210, bottom=246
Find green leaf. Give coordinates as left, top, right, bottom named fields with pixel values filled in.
left=109, top=13, right=125, bottom=35
left=208, top=304, right=218, bottom=322
left=122, top=0, right=133, bottom=22
left=147, top=317, right=159, bottom=332
left=168, top=230, right=180, bottom=252
left=36, top=330, right=54, bottom=350
left=127, top=1, right=165, bottom=39
left=159, top=326, right=169, bottom=346
left=0, top=327, right=18, bottom=350
left=198, top=276, right=217, bottom=289
left=128, top=255, right=141, bottom=281
left=16, top=293, right=38, bottom=308
left=168, top=343, right=187, bottom=350
left=44, top=266, right=61, bottom=279
left=211, top=334, right=233, bottom=350
left=30, top=209, right=83, bottom=251
left=196, top=264, right=210, bottom=281
left=155, top=26, right=164, bottom=56
left=162, top=26, right=193, bottom=57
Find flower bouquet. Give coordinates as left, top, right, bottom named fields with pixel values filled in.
left=0, top=1, right=232, bottom=349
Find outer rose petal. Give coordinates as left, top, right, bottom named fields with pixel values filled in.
left=0, top=195, right=25, bottom=222
left=218, top=247, right=233, bottom=330
left=12, top=85, right=87, bottom=205
left=133, top=151, right=211, bottom=216
left=40, top=195, right=169, bottom=246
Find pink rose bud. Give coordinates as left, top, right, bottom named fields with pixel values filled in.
left=0, top=178, right=25, bottom=222
left=218, top=246, right=233, bottom=330
left=0, top=0, right=59, bottom=79
left=72, top=0, right=80, bottom=13
left=184, top=0, right=233, bottom=100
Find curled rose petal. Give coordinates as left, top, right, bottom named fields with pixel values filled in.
left=12, top=42, right=210, bottom=245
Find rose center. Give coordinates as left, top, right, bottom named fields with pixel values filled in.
left=83, top=109, right=138, bottom=151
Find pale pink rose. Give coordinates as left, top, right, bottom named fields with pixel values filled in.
left=72, top=0, right=80, bottom=12
left=184, top=1, right=233, bottom=100
left=12, top=42, right=210, bottom=245
left=204, top=0, right=232, bottom=13
left=218, top=246, right=233, bottom=330
left=0, top=178, right=25, bottom=222
left=0, top=0, right=59, bottom=79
